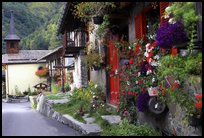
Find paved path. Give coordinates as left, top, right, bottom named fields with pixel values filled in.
left=2, top=102, right=81, bottom=136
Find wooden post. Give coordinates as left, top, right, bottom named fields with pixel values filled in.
left=61, top=29, right=67, bottom=93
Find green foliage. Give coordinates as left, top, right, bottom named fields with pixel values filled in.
left=72, top=2, right=116, bottom=22
left=85, top=45, right=103, bottom=69
left=53, top=103, right=86, bottom=123
left=64, top=83, right=71, bottom=92
left=15, top=85, right=23, bottom=96
left=51, top=82, right=60, bottom=94
left=184, top=52, right=202, bottom=75
left=101, top=119, right=161, bottom=136
left=164, top=2, right=202, bottom=54
left=46, top=93, right=66, bottom=100
left=157, top=55, right=186, bottom=84
left=28, top=90, right=38, bottom=96
left=96, top=14, right=110, bottom=39
left=2, top=2, right=63, bottom=52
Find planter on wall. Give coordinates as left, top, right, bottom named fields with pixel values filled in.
left=93, top=16, right=103, bottom=25
left=148, top=97, right=166, bottom=114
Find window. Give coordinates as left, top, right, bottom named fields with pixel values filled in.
left=135, top=2, right=169, bottom=40
left=10, top=42, right=14, bottom=48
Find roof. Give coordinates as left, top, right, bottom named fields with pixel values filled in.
left=57, top=2, right=85, bottom=35
left=2, top=50, right=52, bottom=64
left=37, top=46, right=63, bottom=61
left=4, top=11, right=20, bottom=41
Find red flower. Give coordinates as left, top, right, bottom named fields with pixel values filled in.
left=129, top=58, right=134, bottom=64
left=141, top=87, right=146, bottom=92
left=148, top=51, right=153, bottom=58
left=126, top=51, right=132, bottom=55
left=146, top=57, right=151, bottom=62
left=138, top=80, right=143, bottom=85
left=147, top=45, right=152, bottom=50
left=171, top=48, right=178, bottom=55
left=161, top=48, right=165, bottom=52
left=195, top=102, right=202, bottom=108
left=195, top=94, right=202, bottom=99
left=136, top=44, right=141, bottom=49
left=152, top=41, right=157, bottom=47
left=173, top=82, right=180, bottom=88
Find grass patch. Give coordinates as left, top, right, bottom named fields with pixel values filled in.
left=100, top=119, right=161, bottom=136
left=46, top=93, right=67, bottom=100
left=53, top=102, right=87, bottom=123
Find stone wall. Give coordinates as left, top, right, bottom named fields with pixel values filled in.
left=73, top=50, right=88, bottom=88
left=36, top=94, right=101, bottom=136
left=89, top=23, right=107, bottom=93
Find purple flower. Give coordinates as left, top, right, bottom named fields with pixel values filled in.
left=136, top=92, right=150, bottom=112
left=156, top=21, right=188, bottom=49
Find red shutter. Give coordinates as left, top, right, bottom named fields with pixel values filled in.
left=135, top=13, right=145, bottom=39
left=160, top=2, right=169, bottom=25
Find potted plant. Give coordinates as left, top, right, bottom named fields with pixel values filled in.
left=35, top=66, right=49, bottom=78
left=156, top=21, right=188, bottom=49
left=73, top=2, right=116, bottom=24
left=86, top=49, right=104, bottom=70
left=163, top=2, right=202, bottom=53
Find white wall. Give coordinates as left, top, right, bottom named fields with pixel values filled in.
left=6, top=63, right=47, bottom=95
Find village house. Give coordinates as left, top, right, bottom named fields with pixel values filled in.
left=2, top=11, right=51, bottom=96
left=55, top=2, right=202, bottom=136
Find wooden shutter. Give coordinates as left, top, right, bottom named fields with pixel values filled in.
left=135, top=13, right=145, bottom=39
left=160, top=2, right=169, bottom=25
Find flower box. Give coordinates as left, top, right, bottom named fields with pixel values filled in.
left=148, top=87, right=158, bottom=96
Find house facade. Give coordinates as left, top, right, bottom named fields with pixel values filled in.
left=2, top=11, right=50, bottom=95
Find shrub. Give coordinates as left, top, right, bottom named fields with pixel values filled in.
left=64, top=83, right=71, bottom=92
left=51, top=82, right=60, bottom=93
left=101, top=119, right=161, bottom=136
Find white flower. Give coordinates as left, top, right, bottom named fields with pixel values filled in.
left=94, top=84, right=98, bottom=88
left=145, top=43, right=150, bottom=48
left=144, top=52, right=149, bottom=57
left=136, top=81, right=138, bottom=84
left=164, top=14, right=170, bottom=19
left=150, top=61, right=158, bottom=66
left=174, top=80, right=180, bottom=85
left=148, top=58, right=152, bottom=63
left=168, top=18, right=176, bottom=24
left=127, top=81, right=130, bottom=85
left=138, top=72, right=141, bottom=77
left=129, top=46, right=131, bottom=50
left=146, top=69, right=152, bottom=75
left=152, top=78, right=156, bottom=83
left=153, top=55, right=160, bottom=60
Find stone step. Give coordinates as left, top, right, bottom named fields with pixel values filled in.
left=101, top=115, right=121, bottom=125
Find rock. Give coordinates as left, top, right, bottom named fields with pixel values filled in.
left=47, top=99, right=69, bottom=104
left=80, top=124, right=101, bottom=136
left=84, top=117, right=95, bottom=124
left=101, top=115, right=121, bottom=125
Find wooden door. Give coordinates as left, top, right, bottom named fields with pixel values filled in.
left=108, top=35, right=119, bottom=106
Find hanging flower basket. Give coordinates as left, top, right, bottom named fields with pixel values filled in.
left=156, top=21, right=188, bottom=49
left=35, top=67, right=49, bottom=77
left=93, top=16, right=103, bottom=25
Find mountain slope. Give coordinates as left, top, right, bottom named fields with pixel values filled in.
left=2, top=2, right=65, bottom=53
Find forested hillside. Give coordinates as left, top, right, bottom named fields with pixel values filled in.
left=2, top=2, right=65, bottom=53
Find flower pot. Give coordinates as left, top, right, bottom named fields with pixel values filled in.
left=148, top=97, right=166, bottom=114
left=93, top=16, right=103, bottom=25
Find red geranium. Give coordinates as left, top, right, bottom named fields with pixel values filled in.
left=195, top=94, right=202, bottom=99
left=195, top=102, right=202, bottom=108
left=129, top=58, right=134, bottom=64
